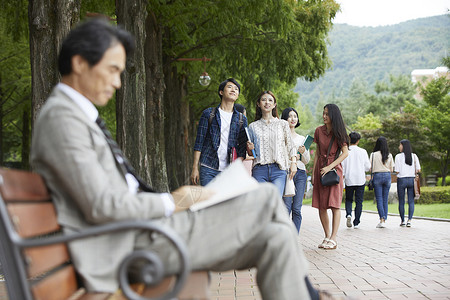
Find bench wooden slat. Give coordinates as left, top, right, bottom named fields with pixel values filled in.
left=25, top=244, right=71, bottom=278
left=31, top=264, right=79, bottom=300
left=0, top=168, right=49, bottom=202
left=0, top=167, right=211, bottom=300
left=7, top=202, right=60, bottom=237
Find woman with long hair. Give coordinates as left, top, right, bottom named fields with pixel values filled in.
left=395, top=139, right=421, bottom=227
left=281, top=107, right=310, bottom=233
left=370, top=136, right=394, bottom=228
left=312, top=104, right=349, bottom=250
left=246, top=91, right=297, bottom=197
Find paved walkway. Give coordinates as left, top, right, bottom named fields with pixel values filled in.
left=1, top=206, right=449, bottom=299
left=209, top=206, right=450, bottom=299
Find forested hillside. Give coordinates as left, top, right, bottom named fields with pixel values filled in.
left=295, top=14, right=450, bottom=113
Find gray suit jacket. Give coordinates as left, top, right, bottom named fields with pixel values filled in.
left=31, top=87, right=166, bottom=292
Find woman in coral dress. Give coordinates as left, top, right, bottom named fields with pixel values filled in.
left=312, top=104, right=349, bottom=250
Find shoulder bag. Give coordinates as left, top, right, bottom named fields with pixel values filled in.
left=413, top=154, right=420, bottom=200
left=367, top=154, right=374, bottom=190
left=320, top=136, right=341, bottom=186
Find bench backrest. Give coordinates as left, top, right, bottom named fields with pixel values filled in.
left=0, top=168, right=79, bottom=300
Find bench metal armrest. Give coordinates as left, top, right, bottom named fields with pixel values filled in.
left=13, top=220, right=191, bottom=300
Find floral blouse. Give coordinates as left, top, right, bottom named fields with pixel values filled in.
left=248, top=118, right=296, bottom=170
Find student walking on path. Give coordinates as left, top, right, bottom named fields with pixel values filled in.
left=370, top=136, right=394, bottom=228
left=246, top=91, right=297, bottom=198
left=281, top=107, right=310, bottom=233
left=312, top=104, right=348, bottom=250
left=191, top=78, right=248, bottom=186
left=395, top=139, right=421, bottom=227
left=342, top=131, right=370, bottom=229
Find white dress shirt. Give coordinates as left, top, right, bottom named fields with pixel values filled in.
left=342, top=144, right=371, bottom=186
left=57, top=83, right=175, bottom=216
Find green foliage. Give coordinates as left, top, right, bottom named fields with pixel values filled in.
left=0, top=15, right=31, bottom=164
left=417, top=74, right=450, bottom=184
left=416, top=186, right=450, bottom=204
left=0, top=0, right=28, bottom=41
left=437, top=176, right=450, bottom=186
left=294, top=15, right=450, bottom=113
left=150, top=0, right=339, bottom=118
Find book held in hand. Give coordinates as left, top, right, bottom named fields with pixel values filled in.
left=302, top=134, right=314, bottom=150
left=189, top=160, right=260, bottom=212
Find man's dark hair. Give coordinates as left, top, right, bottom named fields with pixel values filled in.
left=58, top=18, right=135, bottom=76
left=349, top=131, right=361, bottom=144
left=218, top=78, right=241, bottom=99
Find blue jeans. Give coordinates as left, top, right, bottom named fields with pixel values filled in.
left=397, top=177, right=415, bottom=222
left=200, top=165, right=220, bottom=186
left=252, top=163, right=287, bottom=198
left=283, top=169, right=307, bottom=233
left=373, top=172, right=391, bottom=220
left=345, top=185, right=365, bottom=226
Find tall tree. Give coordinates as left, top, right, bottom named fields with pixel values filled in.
left=120, top=0, right=339, bottom=189
left=28, top=0, right=81, bottom=124
left=418, top=75, right=450, bottom=185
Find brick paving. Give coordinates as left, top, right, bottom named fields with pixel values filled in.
left=209, top=205, right=450, bottom=299
left=1, top=206, right=449, bottom=299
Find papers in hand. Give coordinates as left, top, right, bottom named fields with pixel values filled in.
left=189, top=160, right=259, bottom=211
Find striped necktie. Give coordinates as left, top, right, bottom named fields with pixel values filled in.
left=95, top=117, right=154, bottom=192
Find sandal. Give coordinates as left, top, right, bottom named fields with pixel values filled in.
left=323, top=239, right=337, bottom=250
left=318, top=238, right=330, bottom=248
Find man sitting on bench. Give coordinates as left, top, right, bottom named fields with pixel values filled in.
left=30, top=18, right=321, bottom=300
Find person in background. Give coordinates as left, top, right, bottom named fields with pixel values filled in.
left=342, top=131, right=370, bottom=229
left=246, top=91, right=297, bottom=197
left=281, top=107, right=310, bottom=233
left=191, top=78, right=247, bottom=186
left=312, top=104, right=349, bottom=250
left=370, top=136, right=394, bottom=228
left=395, top=139, right=421, bottom=227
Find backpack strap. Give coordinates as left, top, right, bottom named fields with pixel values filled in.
left=208, top=106, right=217, bottom=127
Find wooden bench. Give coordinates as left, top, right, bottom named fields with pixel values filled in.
left=0, top=167, right=210, bottom=300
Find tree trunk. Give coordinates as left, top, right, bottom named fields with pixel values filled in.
left=21, top=106, right=31, bottom=170
left=163, top=62, right=194, bottom=190
left=0, top=74, right=3, bottom=166
left=144, top=10, right=168, bottom=191
left=116, top=1, right=168, bottom=191
left=28, top=0, right=80, bottom=124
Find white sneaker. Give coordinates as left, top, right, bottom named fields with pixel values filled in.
left=346, top=216, right=352, bottom=228
left=376, top=222, right=386, bottom=228
left=354, top=224, right=360, bottom=229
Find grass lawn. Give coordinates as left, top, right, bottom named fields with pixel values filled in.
left=303, top=198, right=450, bottom=219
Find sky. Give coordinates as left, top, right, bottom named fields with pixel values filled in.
left=333, top=0, right=450, bottom=27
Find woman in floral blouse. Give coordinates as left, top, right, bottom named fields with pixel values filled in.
left=246, top=91, right=297, bottom=197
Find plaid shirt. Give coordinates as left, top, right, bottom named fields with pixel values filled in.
left=194, top=104, right=248, bottom=170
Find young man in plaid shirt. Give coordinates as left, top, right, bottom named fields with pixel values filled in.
left=191, top=78, right=248, bottom=186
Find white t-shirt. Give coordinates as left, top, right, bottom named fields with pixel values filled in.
left=395, top=153, right=420, bottom=178
left=342, top=145, right=371, bottom=186
left=217, top=108, right=233, bottom=171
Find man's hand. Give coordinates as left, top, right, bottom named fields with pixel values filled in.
left=190, top=168, right=200, bottom=185
left=171, top=185, right=215, bottom=212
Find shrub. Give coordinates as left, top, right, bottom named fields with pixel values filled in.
left=416, top=186, right=450, bottom=204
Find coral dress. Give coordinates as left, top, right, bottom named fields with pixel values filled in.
left=312, top=125, right=346, bottom=209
